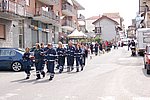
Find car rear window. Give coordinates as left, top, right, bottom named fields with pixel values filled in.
left=0, top=49, right=16, bottom=56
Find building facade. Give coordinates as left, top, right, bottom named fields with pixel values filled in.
left=139, top=0, right=150, bottom=28
left=92, top=16, right=119, bottom=41
left=0, top=0, right=84, bottom=48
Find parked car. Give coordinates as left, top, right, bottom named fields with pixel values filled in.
left=144, top=45, right=150, bottom=74
left=0, top=48, right=32, bottom=72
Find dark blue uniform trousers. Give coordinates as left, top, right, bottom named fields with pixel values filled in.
left=23, top=60, right=31, bottom=76
left=67, top=56, right=74, bottom=71
left=47, top=61, right=55, bottom=78
left=58, top=56, right=64, bottom=72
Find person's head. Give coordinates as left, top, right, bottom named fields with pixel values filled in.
left=40, top=43, right=44, bottom=48
left=47, top=43, right=52, bottom=49
left=58, top=41, right=63, bottom=48
left=25, top=47, right=30, bottom=53
left=36, top=43, right=40, bottom=49
left=68, top=41, right=73, bottom=46
left=76, top=44, right=80, bottom=49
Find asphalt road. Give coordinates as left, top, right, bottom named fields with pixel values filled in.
left=0, top=47, right=149, bottom=100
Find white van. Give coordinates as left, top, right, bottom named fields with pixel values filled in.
left=136, top=28, right=150, bottom=55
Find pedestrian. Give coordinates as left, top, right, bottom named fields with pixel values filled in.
left=43, top=44, right=50, bottom=73
left=105, top=41, right=108, bottom=51
left=40, top=43, right=46, bottom=71
left=34, top=43, right=45, bottom=80
left=128, top=40, right=131, bottom=51
left=99, top=42, right=103, bottom=55
left=56, top=42, right=66, bottom=73
left=90, top=43, right=94, bottom=54
left=62, top=44, right=66, bottom=68
left=22, top=47, right=32, bottom=79
left=81, top=43, right=86, bottom=66
left=94, top=41, right=99, bottom=56
left=45, top=43, right=56, bottom=81
left=66, top=41, right=75, bottom=72
left=75, top=43, right=83, bottom=72
left=102, top=42, right=105, bottom=54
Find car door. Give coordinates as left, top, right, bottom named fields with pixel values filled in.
left=0, top=49, right=14, bottom=69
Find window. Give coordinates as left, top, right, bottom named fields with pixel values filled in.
left=0, top=24, right=5, bottom=39
left=0, top=49, right=16, bottom=56
left=95, top=27, right=101, bottom=33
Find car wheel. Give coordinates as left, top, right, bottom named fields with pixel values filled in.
left=147, top=69, right=150, bottom=75
left=144, top=64, right=147, bottom=69
left=11, top=62, right=22, bottom=72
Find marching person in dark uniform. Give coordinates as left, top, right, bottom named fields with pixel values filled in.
left=75, top=44, right=83, bottom=72
left=56, top=42, right=66, bottom=73
left=22, top=47, right=32, bottom=79
left=90, top=43, right=94, bottom=54
left=45, top=43, right=56, bottom=81
left=66, top=41, right=75, bottom=72
left=40, top=43, right=46, bottom=72
left=34, top=43, right=45, bottom=80
left=81, top=43, right=86, bottom=66
left=43, top=44, right=50, bottom=73
left=62, top=45, right=66, bottom=67
left=95, top=42, right=99, bottom=56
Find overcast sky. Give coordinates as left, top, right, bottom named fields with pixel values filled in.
left=78, top=0, right=139, bottom=27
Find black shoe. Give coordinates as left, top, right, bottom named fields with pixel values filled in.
left=76, top=69, right=79, bottom=72
left=49, top=77, right=53, bottom=81
left=26, top=76, right=29, bottom=79
left=36, top=77, right=41, bottom=80
left=71, top=67, right=74, bottom=71
left=41, top=71, right=45, bottom=78
left=81, top=67, right=83, bottom=71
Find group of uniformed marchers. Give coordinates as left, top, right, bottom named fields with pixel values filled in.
left=22, top=41, right=88, bottom=81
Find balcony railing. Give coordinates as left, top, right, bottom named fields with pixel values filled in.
left=62, top=19, right=76, bottom=29
left=35, top=7, right=60, bottom=23
left=62, top=3, right=76, bottom=16
left=0, top=0, right=25, bottom=16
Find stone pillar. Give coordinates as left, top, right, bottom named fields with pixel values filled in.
left=38, top=21, right=42, bottom=43
left=24, top=18, right=32, bottom=48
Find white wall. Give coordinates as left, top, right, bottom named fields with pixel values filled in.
left=85, top=19, right=96, bottom=33
left=95, top=18, right=117, bottom=41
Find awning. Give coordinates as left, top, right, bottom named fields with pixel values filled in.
left=68, top=29, right=87, bottom=38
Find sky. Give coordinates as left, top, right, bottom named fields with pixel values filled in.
left=78, top=0, right=139, bottom=27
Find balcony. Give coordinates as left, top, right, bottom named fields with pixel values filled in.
left=62, top=3, right=76, bottom=16
left=37, top=0, right=59, bottom=5
left=62, top=19, right=76, bottom=31
left=0, top=0, right=25, bottom=20
left=33, top=7, right=60, bottom=26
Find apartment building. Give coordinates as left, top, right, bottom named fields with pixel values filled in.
left=0, top=0, right=84, bottom=48
left=139, top=0, right=150, bottom=28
